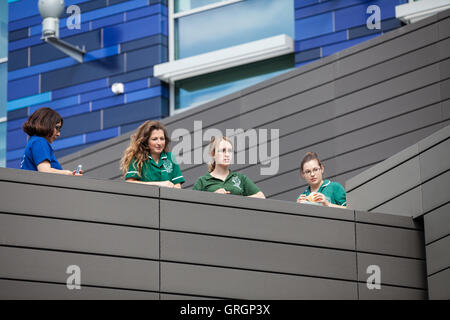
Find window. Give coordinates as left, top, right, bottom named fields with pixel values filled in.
left=164, top=0, right=294, bottom=112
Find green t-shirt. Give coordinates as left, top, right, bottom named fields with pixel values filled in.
left=298, top=179, right=347, bottom=206
left=193, top=170, right=260, bottom=196
left=125, top=152, right=185, bottom=185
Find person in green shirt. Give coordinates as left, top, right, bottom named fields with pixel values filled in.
left=297, top=152, right=347, bottom=208
left=120, top=120, right=185, bottom=188
left=193, top=136, right=265, bottom=198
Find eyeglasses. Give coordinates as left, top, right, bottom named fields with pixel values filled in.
left=303, top=167, right=321, bottom=175
left=55, top=125, right=62, bottom=132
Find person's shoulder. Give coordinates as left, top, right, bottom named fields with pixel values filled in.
left=328, top=180, right=345, bottom=190
left=28, top=136, right=50, bottom=149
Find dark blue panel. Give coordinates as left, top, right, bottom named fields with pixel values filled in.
left=59, top=22, right=91, bottom=38
left=295, top=0, right=319, bottom=9
left=7, top=159, right=22, bottom=169
left=126, top=4, right=163, bottom=21
left=109, top=66, right=153, bottom=84
left=9, top=16, right=41, bottom=32
left=53, top=134, right=84, bottom=151
left=9, top=0, right=39, bottom=21
left=59, top=111, right=101, bottom=139
left=9, top=28, right=29, bottom=42
left=322, top=33, right=379, bottom=56
left=7, top=108, right=28, bottom=121
left=53, top=141, right=97, bottom=159
left=31, top=30, right=102, bottom=66
left=91, top=13, right=124, bottom=29
left=121, top=34, right=168, bottom=53
left=125, top=79, right=148, bottom=92
left=80, top=88, right=114, bottom=103
left=295, top=47, right=321, bottom=63
left=7, top=128, right=28, bottom=151
left=348, top=18, right=401, bottom=39
left=103, top=97, right=164, bottom=129
left=8, top=34, right=42, bottom=51
left=295, top=0, right=371, bottom=19
left=103, top=16, right=161, bottom=47
left=109, top=0, right=129, bottom=5
left=295, top=31, right=347, bottom=51
left=86, top=127, right=119, bottom=143
left=126, top=45, right=164, bottom=72
left=58, top=103, right=91, bottom=118
left=7, top=48, right=28, bottom=71
left=41, top=55, right=125, bottom=91
left=52, top=79, right=108, bottom=100
left=295, top=12, right=333, bottom=41
left=7, top=117, right=27, bottom=131
left=91, top=95, right=124, bottom=111
left=8, top=75, right=39, bottom=101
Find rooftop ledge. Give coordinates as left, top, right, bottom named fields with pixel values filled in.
left=154, top=34, right=294, bottom=84
left=396, top=0, right=450, bottom=24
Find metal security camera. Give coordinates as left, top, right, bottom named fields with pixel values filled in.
left=38, top=0, right=65, bottom=38
left=38, top=0, right=85, bottom=63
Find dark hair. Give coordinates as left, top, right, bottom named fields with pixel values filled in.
left=300, top=152, right=323, bottom=172
left=120, top=120, right=171, bottom=177
left=22, top=107, right=63, bottom=138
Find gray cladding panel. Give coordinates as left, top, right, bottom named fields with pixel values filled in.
left=355, top=210, right=422, bottom=230
left=425, top=235, right=450, bottom=275
left=0, top=213, right=159, bottom=259
left=422, top=170, right=450, bottom=213
left=358, top=284, right=427, bottom=300
left=160, top=231, right=357, bottom=281
left=160, top=262, right=358, bottom=300
left=357, top=253, right=427, bottom=289
left=0, top=279, right=160, bottom=300
left=427, top=267, right=450, bottom=300
left=373, top=186, right=423, bottom=217
left=355, top=223, right=425, bottom=259
left=0, top=247, right=159, bottom=291
left=0, top=180, right=159, bottom=228
left=424, top=203, right=450, bottom=244
left=419, top=138, right=450, bottom=182
left=160, top=200, right=356, bottom=250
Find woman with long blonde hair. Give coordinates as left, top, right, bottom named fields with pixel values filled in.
left=120, top=120, right=184, bottom=188
left=193, top=136, right=265, bottom=198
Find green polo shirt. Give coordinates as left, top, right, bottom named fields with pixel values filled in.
left=298, top=179, right=347, bottom=206
left=125, top=152, right=185, bottom=185
left=193, top=170, right=260, bottom=196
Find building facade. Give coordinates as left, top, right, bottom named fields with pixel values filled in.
left=4, top=0, right=415, bottom=168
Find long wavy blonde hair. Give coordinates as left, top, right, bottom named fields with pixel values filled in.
left=120, top=120, right=171, bottom=177
left=208, top=136, right=233, bottom=172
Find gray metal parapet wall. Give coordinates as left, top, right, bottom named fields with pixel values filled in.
left=346, top=125, right=450, bottom=299
left=0, top=168, right=426, bottom=299
left=58, top=8, right=450, bottom=202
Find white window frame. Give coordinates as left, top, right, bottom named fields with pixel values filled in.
left=396, top=0, right=450, bottom=24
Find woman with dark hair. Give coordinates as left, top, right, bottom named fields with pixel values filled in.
left=193, top=136, right=265, bottom=198
left=297, top=152, right=346, bottom=208
left=120, top=120, right=184, bottom=188
left=21, top=107, right=82, bottom=176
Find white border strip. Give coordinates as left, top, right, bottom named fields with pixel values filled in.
left=0, top=57, right=8, bottom=64
left=396, top=0, right=450, bottom=23
left=173, top=0, right=244, bottom=19
left=155, top=34, right=294, bottom=83
left=0, top=117, right=7, bottom=123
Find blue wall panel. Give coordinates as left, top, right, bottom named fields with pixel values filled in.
left=52, top=79, right=108, bottom=100
left=91, top=95, right=124, bottom=111
left=295, top=12, right=334, bottom=41
left=7, top=48, right=28, bottom=71
left=58, top=103, right=91, bottom=118
left=6, top=128, right=27, bottom=151
left=86, top=127, right=119, bottom=144
left=30, top=96, right=79, bottom=113
left=103, top=16, right=162, bottom=47
left=8, top=75, right=39, bottom=101
left=59, top=111, right=101, bottom=139
left=7, top=92, right=51, bottom=112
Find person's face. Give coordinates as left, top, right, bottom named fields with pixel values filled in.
left=301, top=159, right=324, bottom=187
left=48, top=122, right=61, bottom=143
left=148, top=129, right=165, bottom=155
left=214, top=140, right=233, bottom=167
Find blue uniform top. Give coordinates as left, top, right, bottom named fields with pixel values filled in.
left=20, top=136, right=62, bottom=171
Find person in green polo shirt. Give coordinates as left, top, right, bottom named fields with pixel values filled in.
left=120, top=120, right=185, bottom=188
left=297, top=152, right=346, bottom=208
left=193, top=136, right=265, bottom=198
